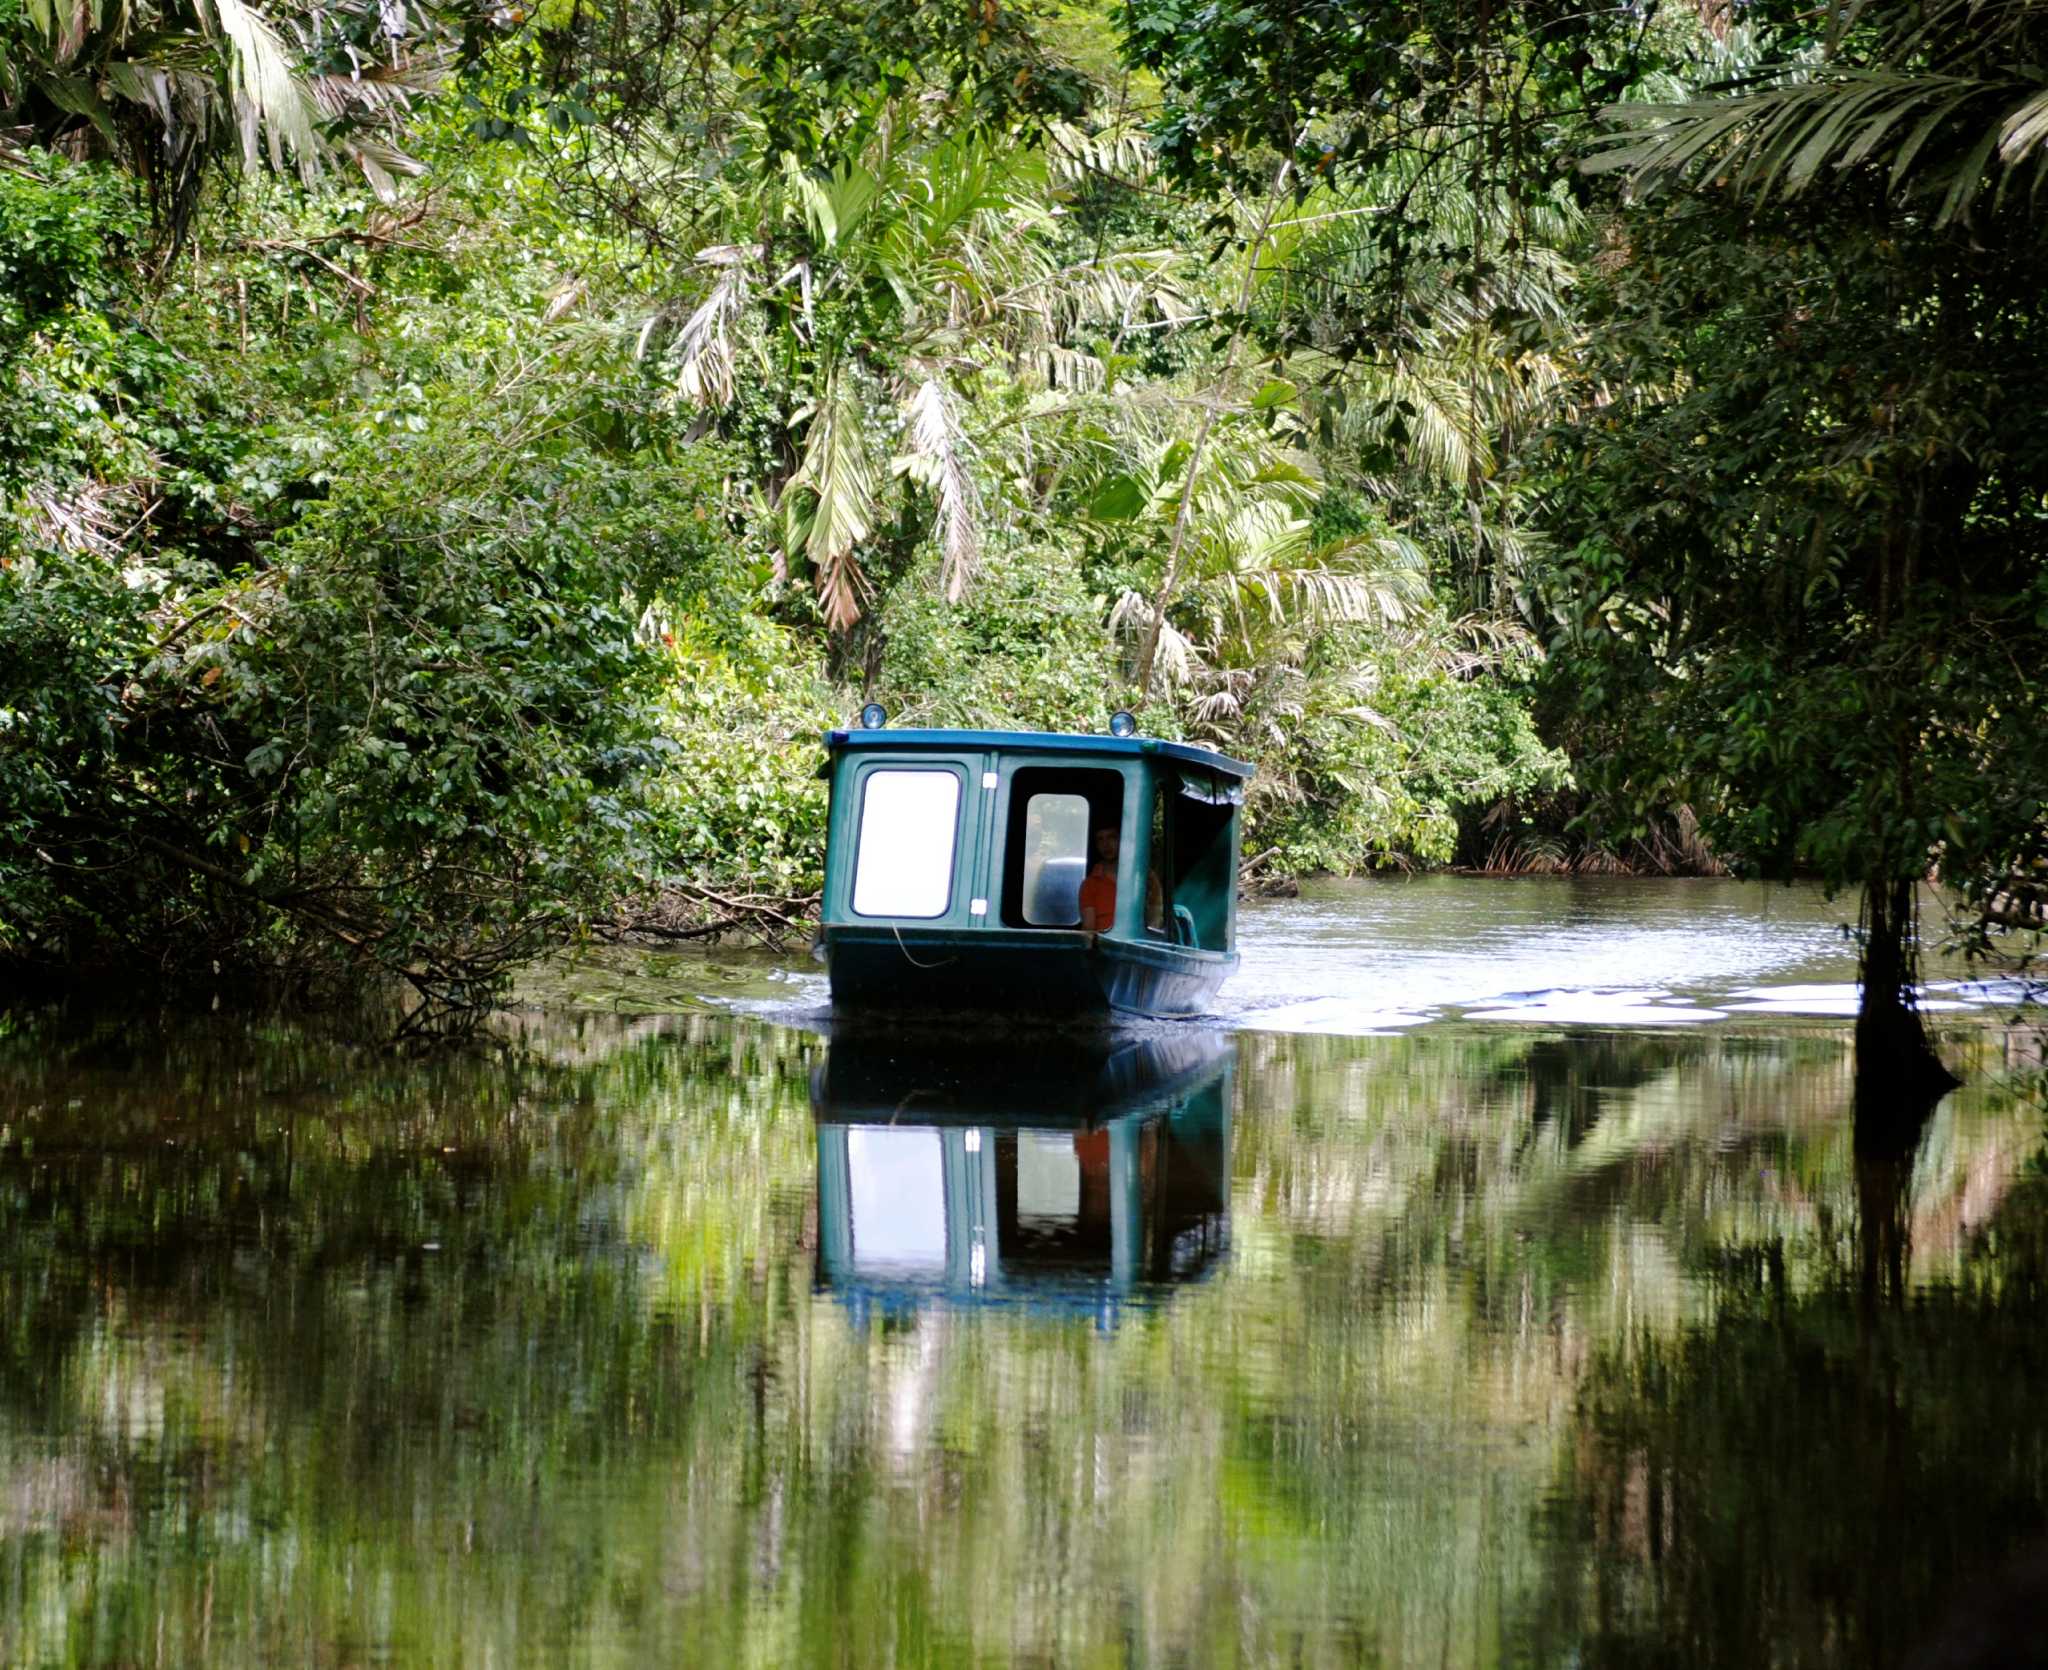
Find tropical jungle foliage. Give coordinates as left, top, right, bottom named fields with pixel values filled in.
left=2, top=0, right=2042, bottom=1055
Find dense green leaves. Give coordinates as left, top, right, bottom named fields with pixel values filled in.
left=1114, top=0, right=2045, bottom=1072
left=1588, top=0, right=2048, bottom=228
left=0, top=132, right=750, bottom=1024
left=1544, top=53, right=2048, bottom=1076
left=2, top=356, right=734, bottom=1021
left=13, top=0, right=2036, bottom=1036
left=1, top=0, right=455, bottom=245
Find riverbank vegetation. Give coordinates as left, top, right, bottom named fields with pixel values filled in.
left=2, top=0, right=2042, bottom=1064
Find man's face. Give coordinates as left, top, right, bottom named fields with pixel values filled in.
left=1093, top=828, right=1119, bottom=864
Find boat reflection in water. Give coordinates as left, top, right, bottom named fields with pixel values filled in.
left=811, top=1031, right=1232, bottom=1323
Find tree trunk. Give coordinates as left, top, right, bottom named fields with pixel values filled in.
left=1853, top=875, right=1958, bottom=1134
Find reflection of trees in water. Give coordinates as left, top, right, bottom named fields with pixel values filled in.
left=1, top=1011, right=2043, bottom=1665
left=1199, top=1026, right=2046, bottom=1668
left=1230, top=1025, right=1862, bottom=1304
left=1521, top=1103, right=2048, bottom=1669
left=0, top=1008, right=826, bottom=1665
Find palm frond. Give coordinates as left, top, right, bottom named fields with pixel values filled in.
left=1336, top=360, right=1494, bottom=488
left=20, top=477, right=143, bottom=558
left=665, top=246, right=752, bottom=410
left=912, top=133, right=1048, bottom=254
left=1109, top=588, right=1201, bottom=686
left=789, top=370, right=876, bottom=633
left=1043, top=118, right=1156, bottom=187
left=1188, top=670, right=1251, bottom=727
left=2001, top=84, right=2048, bottom=161
left=892, top=376, right=981, bottom=602
left=780, top=151, right=880, bottom=254
left=1048, top=250, right=1190, bottom=333
left=1033, top=344, right=1110, bottom=393
left=338, top=135, right=426, bottom=201
left=308, top=58, right=441, bottom=121
left=1586, top=6, right=2048, bottom=227
left=196, top=0, right=322, bottom=177
left=1218, top=499, right=1312, bottom=579
left=1199, top=536, right=1428, bottom=636
left=1448, top=611, right=1545, bottom=672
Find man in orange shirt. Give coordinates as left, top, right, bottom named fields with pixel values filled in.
left=1078, top=825, right=1119, bottom=934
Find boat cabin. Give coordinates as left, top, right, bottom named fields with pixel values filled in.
left=816, top=723, right=1253, bottom=1019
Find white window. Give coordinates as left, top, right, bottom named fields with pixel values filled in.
left=1020, top=792, right=1090, bottom=925
left=852, top=768, right=961, bottom=918
left=847, top=1128, right=947, bottom=1274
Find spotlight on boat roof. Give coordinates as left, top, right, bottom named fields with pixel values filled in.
left=1108, top=710, right=1138, bottom=738
left=859, top=702, right=888, bottom=729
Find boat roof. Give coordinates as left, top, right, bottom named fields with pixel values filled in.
left=823, top=726, right=1253, bottom=781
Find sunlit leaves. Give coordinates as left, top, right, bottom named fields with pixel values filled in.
left=200, top=0, right=322, bottom=176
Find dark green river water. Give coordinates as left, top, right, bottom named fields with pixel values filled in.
left=2, top=879, right=2045, bottom=1666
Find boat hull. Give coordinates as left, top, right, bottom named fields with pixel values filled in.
left=822, top=925, right=1236, bottom=1021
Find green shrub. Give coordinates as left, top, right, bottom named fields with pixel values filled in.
left=1, top=337, right=736, bottom=1024
left=653, top=613, right=840, bottom=897
left=874, top=538, right=1173, bottom=735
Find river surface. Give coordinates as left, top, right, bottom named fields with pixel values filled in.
left=3, top=879, right=2045, bottom=1667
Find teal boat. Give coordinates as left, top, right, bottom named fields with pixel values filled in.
left=816, top=715, right=1252, bottom=1020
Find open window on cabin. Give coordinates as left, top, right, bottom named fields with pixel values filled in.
left=1000, top=768, right=1124, bottom=928
left=851, top=768, right=961, bottom=918
left=1146, top=770, right=1239, bottom=951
